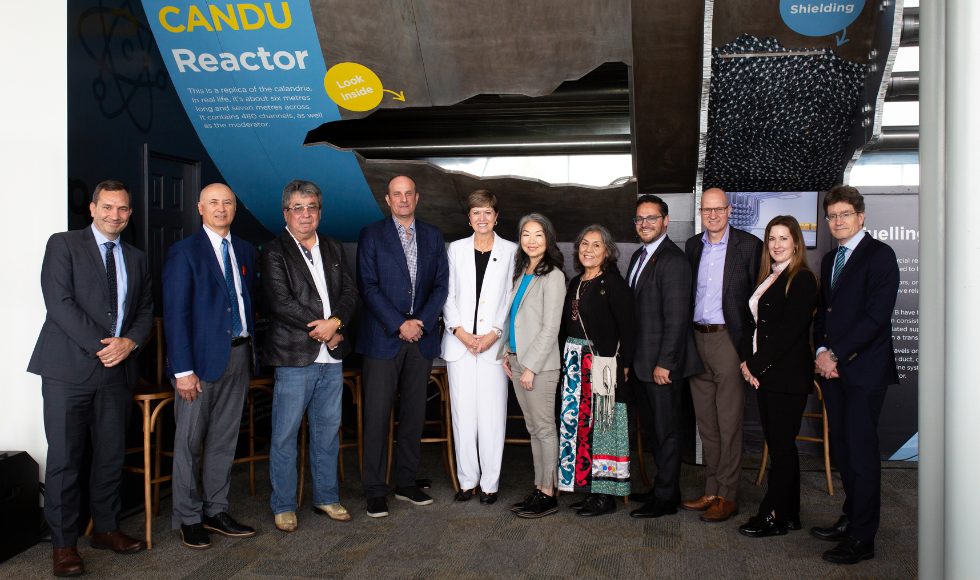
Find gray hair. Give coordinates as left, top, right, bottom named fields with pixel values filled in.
left=572, top=224, right=620, bottom=274
left=282, top=180, right=322, bottom=210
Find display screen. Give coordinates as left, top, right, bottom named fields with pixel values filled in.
left=727, top=191, right=819, bottom=248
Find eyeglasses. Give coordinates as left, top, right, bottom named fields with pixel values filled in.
left=825, top=211, right=859, bottom=222
left=633, top=215, right=664, bottom=225
left=286, top=204, right=321, bottom=214
left=699, top=206, right=730, bottom=215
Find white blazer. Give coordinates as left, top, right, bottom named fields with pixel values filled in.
left=441, top=232, right=517, bottom=364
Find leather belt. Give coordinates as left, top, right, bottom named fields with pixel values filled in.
left=693, top=323, right=727, bottom=333
left=231, top=336, right=251, bottom=347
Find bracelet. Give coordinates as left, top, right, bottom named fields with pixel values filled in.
left=329, top=316, right=344, bottom=331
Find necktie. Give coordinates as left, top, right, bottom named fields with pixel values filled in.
left=831, top=246, right=847, bottom=290
left=222, top=239, right=244, bottom=337
left=631, top=247, right=648, bottom=288
left=105, top=241, right=118, bottom=337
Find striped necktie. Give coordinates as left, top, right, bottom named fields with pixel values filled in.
left=831, top=246, right=847, bottom=290
left=222, top=239, right=244, bottom=337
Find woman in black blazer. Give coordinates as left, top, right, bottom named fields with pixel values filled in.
left=556, top=225, right=636, bottom=516
left=738, top=216, right=819, bottom=538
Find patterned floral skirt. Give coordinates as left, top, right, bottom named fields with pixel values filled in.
left=557, top=337, right=631, bottom=495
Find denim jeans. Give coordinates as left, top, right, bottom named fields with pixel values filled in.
left=270, top=362, right=343, bottom=514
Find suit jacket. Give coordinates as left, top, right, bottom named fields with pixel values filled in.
left=355, top=217, right=449, bottom=360
left=28, top=227, right=153, bottom=388
left=745, top=268, right=819, bottom=394
left=260, top=230, right=358, bottom=366
left=629, top=236, right=704, bottom=382
left=685, top=226, right=763, bottom=360
left=162, top=227, right=258, bottom=382
left=814, top=235, right=900, bottom=386
left=559, top=269, right=637, bottom=386
left=441, top=232, right=517, bottom=364
left=496, top=268, right=566, bottom=373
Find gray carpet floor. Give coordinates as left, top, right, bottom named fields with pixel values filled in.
left=0, top=447, right=918, bottom=579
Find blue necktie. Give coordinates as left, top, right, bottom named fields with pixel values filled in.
left=105, top=241, right=118, bottom=337
left=631, top=247, right=648, bottom=288
left=222, top=239, right=243, bottom=337
left=831, top=246, right=847, bottom=290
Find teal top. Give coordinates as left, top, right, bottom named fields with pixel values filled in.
left=509, top=274, right=535, bottom=352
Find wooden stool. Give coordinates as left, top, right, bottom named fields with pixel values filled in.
left=236, top=376, right=274, bottom=495
left=297, top=369, right=363, bottom=505
left=385, top=367, right=458, bottom=492
left=756, top=380, right=833, bottom=495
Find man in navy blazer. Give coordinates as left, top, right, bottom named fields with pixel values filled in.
left=356, top=175, right=449, bottom=517
left=811, top=185, right=900, bottom=564
left=163, top=183, right=258, bottom=549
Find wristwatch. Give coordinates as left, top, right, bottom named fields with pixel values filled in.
left=827, top=349, right=838, bottom=362
left=329, top=316, right=344, bottom=331
left=493, top=328, right=502, bottom=338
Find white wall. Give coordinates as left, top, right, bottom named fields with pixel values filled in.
left=0, top=2, right=67, bottom=476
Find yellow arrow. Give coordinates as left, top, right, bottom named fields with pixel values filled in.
left=383, top=89, right=405, bottom=101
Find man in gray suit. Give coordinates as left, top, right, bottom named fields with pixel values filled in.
left=626, top=194, right=704, bottom=519
left=29, top=180, right=153, bottom=577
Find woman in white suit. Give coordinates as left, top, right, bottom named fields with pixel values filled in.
left=442, top=190, right=517, bottom=504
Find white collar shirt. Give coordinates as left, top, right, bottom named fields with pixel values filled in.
left=287, top=230, right=339, bottom=364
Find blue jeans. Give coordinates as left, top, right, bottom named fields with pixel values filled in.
left=270, top=363, right=343, bottom=514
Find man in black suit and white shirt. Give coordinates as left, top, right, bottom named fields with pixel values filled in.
left=28, top=180, right=153, bottom=577
left=683, top=187, right=762, bottom=523
left=626, top=194, right=704, bottom=519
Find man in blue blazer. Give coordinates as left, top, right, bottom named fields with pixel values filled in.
left=163, top=183, right=259, bottom=549
left=356, top=175, right=449, bottom=517
left=811, top=185, right=900, bottom=564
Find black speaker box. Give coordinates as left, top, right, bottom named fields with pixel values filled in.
left=0, top=451, right=40, bottom=563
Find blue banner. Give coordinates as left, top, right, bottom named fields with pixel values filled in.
left=141, top=1, right=383, bottom=240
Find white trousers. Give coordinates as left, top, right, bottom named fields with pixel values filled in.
left=447, top=355, right=509, bottom=492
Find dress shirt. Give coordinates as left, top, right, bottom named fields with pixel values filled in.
left=627, top=232, right=668, bottom=286
left=175, top=225, right=249, bottom=378
left=393, top=217, right=418, bottom=314
left=750, top=260, right=789, bottom=353
left=91, top=224, right=127, bottom=337
left=287, top=229, right=339, bottom=364
left=694, top=226, right=730, bottom=325
left=816, top=229, right=867, bottom=357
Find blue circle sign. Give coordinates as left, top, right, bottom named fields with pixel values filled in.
left=780, top=0, right=865, bottom=37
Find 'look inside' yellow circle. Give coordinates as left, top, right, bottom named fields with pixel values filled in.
left=324, top=63, right=383, bottom=112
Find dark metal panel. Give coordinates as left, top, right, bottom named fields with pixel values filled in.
left=630, top=0, right=706, bottom=194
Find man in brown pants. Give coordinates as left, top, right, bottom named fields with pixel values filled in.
left=682, top=188, right=762, bottom=522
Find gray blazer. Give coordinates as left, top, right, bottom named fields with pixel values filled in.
left=496, top=268, right=566, bottom=373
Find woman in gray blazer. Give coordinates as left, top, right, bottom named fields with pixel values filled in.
left=497, top=213, right=566, bottom=519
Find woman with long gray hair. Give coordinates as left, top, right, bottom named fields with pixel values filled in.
left=497, top=213, right=566, bottom=518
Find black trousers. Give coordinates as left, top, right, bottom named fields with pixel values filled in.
left=756, top=389, right=808, bottom=519
left=42, top=366, right=131, bottom=548
left=822, top=378, right=888, bottom=544
left=361, top=341, right=433, bottom=498
left=630, top=376, right=682, bottom=503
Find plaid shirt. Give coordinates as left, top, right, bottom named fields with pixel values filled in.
left=393, top=217, right=418, bottom=313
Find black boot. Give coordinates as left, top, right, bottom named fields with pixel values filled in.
left=577, top=494, right=616, bottom=517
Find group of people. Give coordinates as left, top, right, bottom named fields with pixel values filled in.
left=30, top=174, right=900, bottom=577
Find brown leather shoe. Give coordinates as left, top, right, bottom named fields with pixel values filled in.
left=91, top=530, right=147, bottom=554
left=681, top=494, right=718, bottom=511
left=700, top=497, right=739, bottom=522
left=53, top=546, right=84, bottom=577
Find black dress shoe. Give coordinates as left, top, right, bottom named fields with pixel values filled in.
left=180, top=523, right=211, bottom=549
left=786, top=513, right=801, bottom=531
left=366, top=497, right=389, bottom=518
left=810, top=514, right=850, bottom=541
left=479, top=491, right=497, bottom=505
left=570, top=493, right=596, bottom=511
left=738, top=514, right=788, bottom=537
left=455, top=489, right=474, bottom=502
left=629, top=498, right=678, bottom=519
left=578, top=494, right=616, bottom=517
left=511, top=489, right=538, bottom=513
left=394, top=486, right=434, bottom=505
left=822, top=536, right=875, bottom=564
left=516, top=490, right=558, bottom=519
left=630, top=488, right=657, bottom=503
left=202, top=512, right=255, bottom=537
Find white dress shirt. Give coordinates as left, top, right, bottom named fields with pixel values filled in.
left=287, top=229, right=340, bottom=364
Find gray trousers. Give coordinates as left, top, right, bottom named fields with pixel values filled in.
left=509, top=354, right=560, bottom=489
left=171, top=343, right=250, bottom=528
left=689, top=330, right=746, bottom=501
